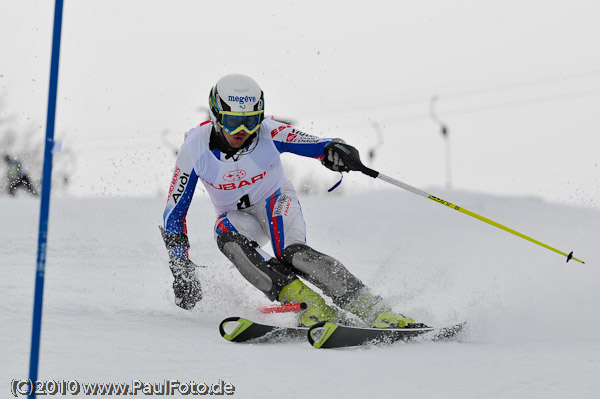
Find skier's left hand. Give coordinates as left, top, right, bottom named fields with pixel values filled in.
left=322, top=139, right=362, bottom=172
left=169, top=258, right=203, bottom=310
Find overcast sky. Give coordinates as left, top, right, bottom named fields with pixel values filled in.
left=1, top=0, right=599, bottom=207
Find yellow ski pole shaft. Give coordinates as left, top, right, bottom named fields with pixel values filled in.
left=355, top=162, right=584, bottom=263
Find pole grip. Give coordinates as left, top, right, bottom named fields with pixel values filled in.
left=360, top=165, right=379, bottom=178
left=354, top=161, right=379, bottom=178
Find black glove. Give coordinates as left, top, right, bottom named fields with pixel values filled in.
left=160, top=226, right=202, bottom=310
left=322, top=139, right=362, bottom=172
left=169, top=257, right=203, bottom=310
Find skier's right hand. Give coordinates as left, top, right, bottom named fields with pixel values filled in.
left=169, top=257, right=203, bottom=310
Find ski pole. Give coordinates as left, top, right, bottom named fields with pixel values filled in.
left=352, top=162, right=584, bottom=264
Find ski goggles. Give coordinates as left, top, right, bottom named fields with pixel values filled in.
left=218, top=110, right=264, bottom=135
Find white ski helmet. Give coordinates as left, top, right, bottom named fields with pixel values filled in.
left=209, top=74, right=265, bottom=135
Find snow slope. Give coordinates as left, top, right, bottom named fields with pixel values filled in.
left=1, top=189, right=599, bottom=398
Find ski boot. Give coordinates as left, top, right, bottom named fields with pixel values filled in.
left=371, top=311, right=416, bottom=328
left=345, top=287, right=417, bottom=328
left=278, top=279, right=338, bottom=327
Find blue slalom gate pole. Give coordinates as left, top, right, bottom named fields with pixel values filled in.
left=29, top=0, right=64, bottom=397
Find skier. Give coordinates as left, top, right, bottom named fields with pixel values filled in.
left=3, top=154, right=37, bottom=197
left=161, top=74, right=417, bottom=329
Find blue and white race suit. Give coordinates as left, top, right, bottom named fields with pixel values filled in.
left=163, top=116, right=333, bottom=261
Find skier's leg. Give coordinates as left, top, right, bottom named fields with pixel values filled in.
left=256, top=185, right=382, bottom=321
left=241, top=187, right=337, bottom=326
left=281, top=243, right=364, bottom=306
left=282, top=243, right=416, bottom=327
left=260, top=185, right=356, bottom=298
left=262, top=187, right=307, bottom=260
left=261, top=187, right=414, bottom=327
left=214, top=210, right=334, bottom=326
left=215, top=211, right=293, bottom=300
left=216, top=232, right=335, bottom=326
left=217, top=230, right=295, bottom=300
left=261, top=186, right=376, bottom=324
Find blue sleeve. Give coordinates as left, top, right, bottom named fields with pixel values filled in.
left=268, top=122, right=332, bottom=158
left=162, top=145, right=198, bottom=259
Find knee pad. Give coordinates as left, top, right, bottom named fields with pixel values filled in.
left=282, top=243, right=364, bottom=306
left=217, top=232, right=295, bottom=301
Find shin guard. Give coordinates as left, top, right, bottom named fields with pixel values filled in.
left=217, top=232, right=295, bottom=301
left=282, top=243, right=365, bottom=307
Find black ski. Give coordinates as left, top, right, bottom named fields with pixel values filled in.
left=219, top=317, right=307, bottom=343
left=307, top=321, right=466, bottom=349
